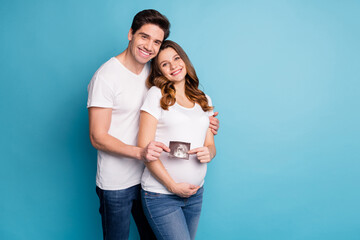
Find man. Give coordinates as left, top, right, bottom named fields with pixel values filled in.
left=87, top=9, right=219, bottom=240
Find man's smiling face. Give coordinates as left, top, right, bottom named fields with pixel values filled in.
left=128, top=23, right=165, bottom=65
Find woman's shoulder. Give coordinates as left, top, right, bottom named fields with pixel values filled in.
left=145, top=86, right=162, bottom=100
left=148, top=85, right=161, bottom=93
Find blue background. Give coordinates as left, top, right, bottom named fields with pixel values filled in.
left=1, top=0, right=359, bottom=239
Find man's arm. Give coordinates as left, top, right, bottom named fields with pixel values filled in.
left=89, top=107, right=167, bottom=161
left=138, top=111, right=199, bottom=198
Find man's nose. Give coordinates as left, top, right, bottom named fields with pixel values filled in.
left=144, top=40, right=153, bottom=51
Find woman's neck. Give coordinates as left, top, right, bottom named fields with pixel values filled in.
left=174, top=80, right=186, bottom=97
left=174, top=80, right=194, bottom=108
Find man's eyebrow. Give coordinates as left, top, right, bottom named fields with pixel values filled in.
left=138, top=32, right=162, bottom=43
left=138, top=32, right=149, bottom=37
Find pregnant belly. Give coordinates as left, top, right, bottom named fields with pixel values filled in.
left=163, top=155, right=207, bottom=186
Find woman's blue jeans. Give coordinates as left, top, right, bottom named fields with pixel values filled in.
left=141, top=187, right=204, bottom=240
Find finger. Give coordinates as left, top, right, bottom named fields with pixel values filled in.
left=149, top=152, right=160, bottom=159
left=189, top=184, right=200, bottom=189
left=191, top=188, right=199, bottom=195
left=198, top=157, right=210, bottom=163
left=151, top=146, right=164, bottom=153
left=196, top=151, right=208, bottom=157
left=154, top=142, right=170, bottom=152
left=210, top=117, right=219, bottom=125
left=213, top=112, right=219, bottom=117
left=209, top=122, right=219, bottom=130
left=211, top=129, right=218, bottom=135
left=188, top=148, right=202, bottom=154
left=198, top=156, right=209, bottom=162
left=181, top=192, right=192, bottom=198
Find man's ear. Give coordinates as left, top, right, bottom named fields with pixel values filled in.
left=128, top=29, right=133, bottom=41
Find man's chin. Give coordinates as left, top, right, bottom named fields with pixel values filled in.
left=136, top=56, right=153, bottom=64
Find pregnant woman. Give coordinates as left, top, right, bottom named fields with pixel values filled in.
left=138, top=40, right=216, bottom=240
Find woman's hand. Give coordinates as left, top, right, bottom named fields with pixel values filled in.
left=188, top=147, right=214, bottom=163
left=168, top=182, right=200, bottom=198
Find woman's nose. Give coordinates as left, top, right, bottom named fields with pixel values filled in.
left=170, top=62, right=176, bottom=70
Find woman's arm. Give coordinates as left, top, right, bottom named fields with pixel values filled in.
left=188, top=128, right=216, bottom=163
left=138, top=111, right=200, bottom=197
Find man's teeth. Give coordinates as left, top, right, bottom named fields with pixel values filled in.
left=140, top=49, right=150, bottom=56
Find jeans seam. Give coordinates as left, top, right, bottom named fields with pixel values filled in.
left=144, top=194, right=166, bottom=240
left=102, top=191, right=107, bottom=239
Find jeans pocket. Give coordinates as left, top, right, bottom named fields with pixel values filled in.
left=143, top=191, right=161, bottom=198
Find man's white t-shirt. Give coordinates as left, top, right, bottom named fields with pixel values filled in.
left=140, top=86, right=214, bottom=194
left=87, top=57, right=149, bottom=190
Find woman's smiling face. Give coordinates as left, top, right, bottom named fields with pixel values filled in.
left=157, top=47, right=187, bottom=83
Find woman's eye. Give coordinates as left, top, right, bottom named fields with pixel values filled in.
left=162, top=63, right=167, bottom=67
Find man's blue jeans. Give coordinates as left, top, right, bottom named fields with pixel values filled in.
left=96, top=184, right=156, bottom=240
left=141, top=187, right=204, bottom=240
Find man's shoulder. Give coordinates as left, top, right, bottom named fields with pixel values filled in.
left=94, top=57, right=120, bottom=76
left=91, top=57, right=125, bottom=84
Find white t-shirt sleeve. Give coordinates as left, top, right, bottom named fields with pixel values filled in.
left=87, top=74, right=114, bottom=108
left=206, top=94, right=214, bottom=116
left=141, top=86, right=162, bottom=120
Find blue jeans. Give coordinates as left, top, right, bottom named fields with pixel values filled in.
left=141, top=187, right=204, bottom=240
left=96, top=184, right=156, bottom=240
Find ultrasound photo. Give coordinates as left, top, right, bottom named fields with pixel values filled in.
left=169, top=141, right=191, bottom=160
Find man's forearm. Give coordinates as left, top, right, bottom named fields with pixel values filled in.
left=90, top=132, right=143, bottom=160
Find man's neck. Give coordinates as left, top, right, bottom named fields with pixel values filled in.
left=115, top=49, right=145, bottom=75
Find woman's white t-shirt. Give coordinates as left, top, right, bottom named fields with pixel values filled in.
left=140, top=86, right=213, bottom=194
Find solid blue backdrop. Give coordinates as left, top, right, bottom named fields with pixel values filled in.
left=1, top=0, right=359, bottom=239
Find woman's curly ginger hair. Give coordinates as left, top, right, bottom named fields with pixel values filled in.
left=147, top=40, right=213, bottom=112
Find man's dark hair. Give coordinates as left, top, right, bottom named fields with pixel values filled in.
left=131, top=9, right=170, bottom=40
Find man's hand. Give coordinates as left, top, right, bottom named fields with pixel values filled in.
left=168, top=182, right=200, bottom=198
left=141, top=141, right=170, bottom=162
left=188, top=147, right=213, bottom=163
left=209, top=112, right=220, bottom=135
